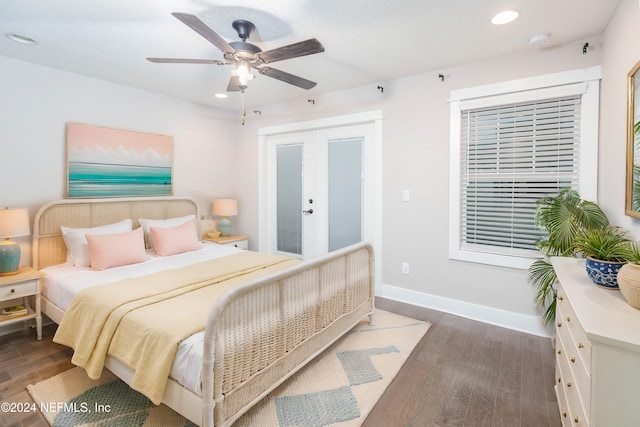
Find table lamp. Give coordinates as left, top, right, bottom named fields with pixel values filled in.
left=212, top=199, right=238, bottom=237
left=0, top=208, right=30, bottom=276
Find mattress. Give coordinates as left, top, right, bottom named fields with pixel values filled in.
left=42, top=242, right=242, bottom=396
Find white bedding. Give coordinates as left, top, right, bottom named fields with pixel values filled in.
left=42, top=242, right=242, bottom=396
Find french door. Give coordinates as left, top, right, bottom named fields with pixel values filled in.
left=265, top=123, right=375, bottom=259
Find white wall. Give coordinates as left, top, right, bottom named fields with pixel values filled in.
left=234, top=37, right=604, bottom=336
left=0, top=56, right=238, bottom=266
left=599, top=0, right=640, bottom=234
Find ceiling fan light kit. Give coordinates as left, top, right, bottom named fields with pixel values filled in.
left=147, top=12, right=324, bottom=94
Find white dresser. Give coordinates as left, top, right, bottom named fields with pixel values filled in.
left=552, top=257, right=640, bottom=427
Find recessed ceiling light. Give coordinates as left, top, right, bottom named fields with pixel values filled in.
left=5, top=32, right=37, bottom=44
left=214, top=93, right=228, bottom=99
left=491, top=10, right=519, bottom=25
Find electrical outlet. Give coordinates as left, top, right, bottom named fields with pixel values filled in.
left=402, top=262, right=410, bottom=275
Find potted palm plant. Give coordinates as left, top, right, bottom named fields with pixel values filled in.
left=571, top=225, right=634, bottom=289
left=528, top=189, right=609, bottom=323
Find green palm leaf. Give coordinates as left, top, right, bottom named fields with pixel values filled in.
left=529, top=189, right=609, bottom=324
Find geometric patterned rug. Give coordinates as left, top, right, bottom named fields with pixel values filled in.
left=27, top=310, right=430, bottom=427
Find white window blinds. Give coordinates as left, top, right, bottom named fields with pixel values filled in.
left=459, top=95, right=581, bottom=257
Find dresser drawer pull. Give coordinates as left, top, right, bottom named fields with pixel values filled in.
left=557, top=322, right=562, bottom=328
left=10, top=288, right=16, bottom=293
left=562, top=411, right=568, bottom=418
left=566, top=382, right=572, bottom=388
left=557, top=377, right=562, bottom=383
left=566, top=316, right=571, bottom=322
left=578, top=342, right=584, bottom=349
left=558, top=295, right=564, bottom=301
left=557, top=349, right=562, bottom=355
left=574, top=415, right=580, bottom=423
left=570, top=356, right=576, bottom=363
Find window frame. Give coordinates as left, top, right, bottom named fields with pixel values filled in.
left=448, top=67, right=601, bottom=269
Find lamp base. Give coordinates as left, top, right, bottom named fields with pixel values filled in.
left=0, top=239, right=21, bottom=276
left=219, top=217, right=232, bottom=237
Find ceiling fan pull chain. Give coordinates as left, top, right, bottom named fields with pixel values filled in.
left=241, top=90, right=246, bottom=125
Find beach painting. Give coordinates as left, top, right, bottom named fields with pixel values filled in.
left=66, top=123, right=173, bottom=198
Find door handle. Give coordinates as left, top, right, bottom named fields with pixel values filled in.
left=303, top=209, right=314, bottom=214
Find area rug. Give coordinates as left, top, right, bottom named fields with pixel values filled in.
left=27, top=310, right=429, bottom=427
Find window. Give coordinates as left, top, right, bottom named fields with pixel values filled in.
left=449, top=68, right=601, bottom=269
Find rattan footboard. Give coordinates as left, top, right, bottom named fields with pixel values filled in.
left=203, top=242, right=375, bottom=427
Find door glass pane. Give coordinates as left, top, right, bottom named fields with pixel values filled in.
left=328, top=138, right=363, bottom=251
left=276, top=144, right=303, bottom=255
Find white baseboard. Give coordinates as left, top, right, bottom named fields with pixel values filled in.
left=377, top=283, right=553, bottom=338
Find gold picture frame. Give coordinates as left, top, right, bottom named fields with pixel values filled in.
left=625, top=60, right=640, bottom=217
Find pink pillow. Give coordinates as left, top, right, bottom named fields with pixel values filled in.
left=150, top=219, right=202, bottom=256
left=86, top=227, right=148, bottom=271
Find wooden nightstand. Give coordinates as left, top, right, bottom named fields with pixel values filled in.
left=0, top=266, right=44, bottom=340
left=203, top=234, right=250, bottom=250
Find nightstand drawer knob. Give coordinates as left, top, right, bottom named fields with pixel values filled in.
left=10, top=288, right=15, bottom=293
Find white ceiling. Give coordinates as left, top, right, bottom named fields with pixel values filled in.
left=0, top=0, right=621, bottom=112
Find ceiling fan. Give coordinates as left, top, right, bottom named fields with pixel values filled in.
left=147, top=12, right=325, bottom=92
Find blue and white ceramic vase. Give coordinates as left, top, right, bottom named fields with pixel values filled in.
left=584, top=256, right=626, bottom=289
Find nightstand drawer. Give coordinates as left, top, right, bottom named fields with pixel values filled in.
left=0, top=279, right=39, bottom=299
left=228, top=239, right=248, bottom=250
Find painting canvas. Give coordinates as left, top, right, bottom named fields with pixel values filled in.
left=66, top=123, right=173, bottom=198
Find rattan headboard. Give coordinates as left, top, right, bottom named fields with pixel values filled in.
left=32, top=197, right=199, bottom=269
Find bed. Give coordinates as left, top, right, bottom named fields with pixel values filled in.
left=32, top=196, right=375, bottom=427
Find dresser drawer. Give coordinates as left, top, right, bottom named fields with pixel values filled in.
left=556, top=349, right=589, bottom=426
left=556, top=322, right=590, bottom=425
left=0, top=279, right=39, bottom=299
left=555, top=362, right=571, bottom=426
left=557, top=286, right=592, bottom=369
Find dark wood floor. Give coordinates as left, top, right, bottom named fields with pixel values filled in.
left=0, top=298, right=560, bottom=427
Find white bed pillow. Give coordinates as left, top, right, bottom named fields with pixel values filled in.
left=61, top=219, right=133, bottom=267
left=139, top=215, right=196, bottom=251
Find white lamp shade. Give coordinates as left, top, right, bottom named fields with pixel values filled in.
left=0, top=208, right=30, bottom=238
left=212, top=199, right=238, bottom=217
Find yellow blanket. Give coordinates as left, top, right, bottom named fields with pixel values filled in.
left=53, top=251, right=300, bottom=404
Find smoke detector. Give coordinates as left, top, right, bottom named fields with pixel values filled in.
left=529, top=33, right=550, bottom=47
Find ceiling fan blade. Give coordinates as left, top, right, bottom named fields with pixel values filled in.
left=257, top=39, right=324, bottom=64
left=172, top=12, right=236, bottom=54
left=226, top=75, right=244, bottom=92
left=259, top=67, right=317, bottom=90
left=147, top=58, right=226, bottom=65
